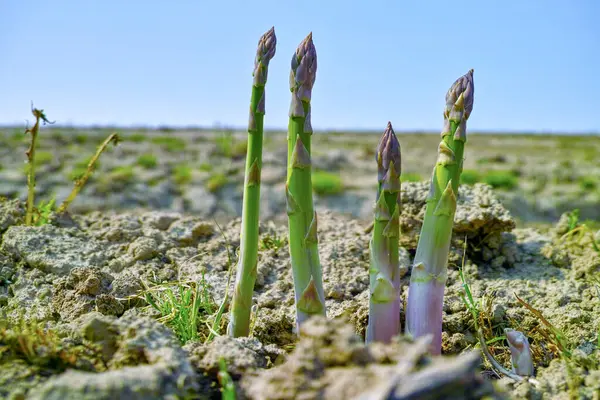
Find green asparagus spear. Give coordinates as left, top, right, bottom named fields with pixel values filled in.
left=228, top=27, right=277, bottom=338
left=366, top=122, right=402, bottom=343
left=286, top=33, right=326, bottom=330
left=405, top=69, right=474, bottom=355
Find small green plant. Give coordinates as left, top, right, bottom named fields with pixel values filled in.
left=151, top=136, right=187, bottom=152
left=0, top=316, right=104, bottom=373
left=137, top=153, right=158, bottom=169
left=214, top=131, right=248, bottom=159
left=218, top=358, right=236, bottom=400
left=483, top=170, right=518, bottom=190
left=199, top=163, right=213, bottom=172
left=562, top=209, right=600, bottom=254
left=34, top=151, right=54, bottom=166
left=460, top=169, right=481, bottom=185
left=476, top=154, right=507, bottom=165
left=34, top=197, right=56, bottom=226
left=128, top=133, right=148, bottom=143
left=312, top=170, right=344, bottom=195
left=579, top=176, right=597, bottom=191
left=400, top=172, right=422, bottom=182
left=58, top=133, right=120, bottom=213
left=206, top=173, right=228, bottom=193
left=259, top=232, right=287, bottom=251
left=142, top=276, right=216, bottom=344
left=173, top=164, right=193, bottom=185
left=74, top=133, right=88, bottom=144
left=24, top=105, right=55, bottom=225
left=109, top=165, right=135, bottom=183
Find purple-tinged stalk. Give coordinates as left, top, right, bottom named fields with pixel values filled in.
left=286, top=33, right=326, bottom=331
left=228, top=27, right=277, bottom=338
left=505, top=329, right=534, bottom=376
left=405, top=70, right=474, bottom=354
left=366, top=122, right=402, bottom=343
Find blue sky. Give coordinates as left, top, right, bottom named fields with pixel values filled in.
left=0, top=1, right=598, bottom=133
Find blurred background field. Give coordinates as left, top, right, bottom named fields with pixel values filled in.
left=0, top=126, right=597, bottom=228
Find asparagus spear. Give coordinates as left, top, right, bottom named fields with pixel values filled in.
left=286, top=33, right=326, bottom=330
left=366, top=122, right=402, bottom=343
left=228, top=27, right=277, bottom=338
left=505, top=329, right=534, bottom=376
left=405, top=69, right=474, bottom=355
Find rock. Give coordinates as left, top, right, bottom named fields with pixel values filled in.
left=241, top=316, right=501, bottom=400
left=0, top=198, right=25, bottom=233
left=28, top=315, right=198, bottom=400
left=186, top=335, right=285, bottom=395
left=128, top=237, right=158, bottom=261
left=141, top=211, right=180, bottom=231
left=2, top=225, right=109, bottom=275
left=183, top=186, right=217, bottom=215
left=52, top=267, right=114, bottom=320
left=168, top=217, right=214, bottom=246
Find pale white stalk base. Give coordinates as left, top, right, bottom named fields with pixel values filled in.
left=366, top=298, right=401, bottom=343
left=405, top=279, right=446, bottom=355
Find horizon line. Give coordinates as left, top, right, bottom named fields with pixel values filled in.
left=0, top=123, right=598, bottom=136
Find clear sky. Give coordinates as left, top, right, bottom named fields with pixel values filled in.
left=0, top=0, right=598, bottom=133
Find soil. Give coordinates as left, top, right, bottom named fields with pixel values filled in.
left=1, top=181, right=599, bottom=399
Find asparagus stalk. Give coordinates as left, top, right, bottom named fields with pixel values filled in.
left=405, top=69, right=474, bottom=355
left=366, top=122, right=402, bottom=343
left=505, top=329, right=534, bottom=376
left=228, top=27, right=277, bottom=338
left=286, top=33, right=326, bottom=330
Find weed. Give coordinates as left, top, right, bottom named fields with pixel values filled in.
left=206, top=173, right=228, bottom=193
left=579, top=176, right=597, bottom=191
left=484, top=170, right=518, bottom=190
left=460, top=169, right=481, bottom=185
left=34, top=197, right=56, bottom=226
left=58, top=133, right=120, bottom=213
left=218, top=358, right=236, bottom=400
left=137, top=154, right=158, bottom=169
left=142, top=275, right=216, bottom=344
left=259, top=232, right=287, bottom=251
left=109, top=165, right=135, bottom=183
left=74, top=134, right=88, bottom=144
left=199, top=163, right=213, bottom=172
left=214, top=131, right=247, bottom=159
left=515, top=294, right=571, bottom=358
left=24, top=105, right=55, bottom=225
left=400, top=172, right=422, bottom=182
left=0, top=316, right=105, bottom=373
left=477, top=154, right=507, bottom=165
left=128, top=133, right=148, bottom=143
left=561, top=209, right=600, bottom=254
left=34, top=151, right=54, bottom=166
left=312, top=170, right=343, bottom=195
left=173, top=164, right=193, bottom=185
left=151, top=136, right=187, bottom=152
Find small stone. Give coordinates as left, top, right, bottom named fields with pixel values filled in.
left=128, top=237, right=158, bottom=261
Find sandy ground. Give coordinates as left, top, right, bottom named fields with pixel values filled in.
left=0, top=178, right=599, bottom=399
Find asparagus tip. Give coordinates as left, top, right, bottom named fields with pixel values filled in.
left=290, top=32, right=317, bottom=105
left=376, top=122, right=401, bottom=181
left=253, top=27, right=277, bottom=86
left=446, top=69, right=475, bottom=119
left=257, top=26, right=277, bottom=63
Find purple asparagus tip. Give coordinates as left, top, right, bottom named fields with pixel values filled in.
left=253, top=27, right=277, bottom=86
left=445, top=69, right=474, bottom=119
left=290, top=32, right=317, bottom=102
left=376, top=122, right=401, bottom=183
